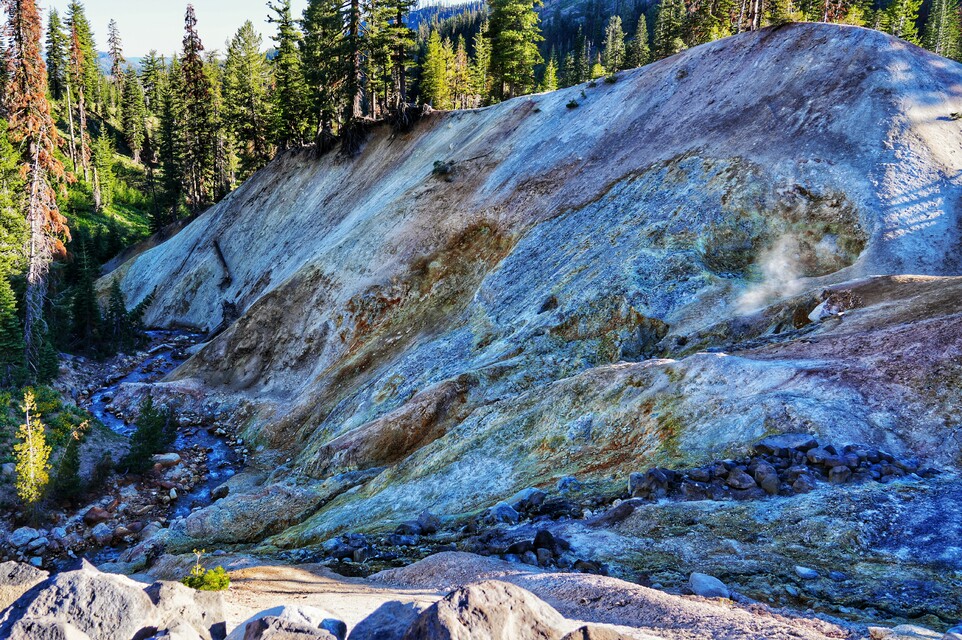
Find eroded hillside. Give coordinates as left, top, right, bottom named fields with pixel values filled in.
left=102, top=24, right=962, bottom=620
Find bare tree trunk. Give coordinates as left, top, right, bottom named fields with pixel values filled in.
left=65, top=85, right=78, bottom=172
left=77, top=87, right=90, bottom=182
left=24, top=144, right=51, bottom=373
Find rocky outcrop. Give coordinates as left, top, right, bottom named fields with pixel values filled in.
left=103, top=22, right=962, bottom=556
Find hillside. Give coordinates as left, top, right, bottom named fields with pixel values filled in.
left=100, top=22, right=962, bottom=627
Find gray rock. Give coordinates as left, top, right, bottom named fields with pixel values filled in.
left=561, top=626, right=631, bottom=640
left=211, top=485, right=230, bottom=501
left=0, top=560, right=159, bottom=640
left=27, top=536, right=49, bottom=552
left=416, top=511, right=441, bottom=535
left=487, top=501, right=520, bottom=524
left=868, top=625, right=942, bottom=639
left=5, top=617, right=93, bottom=640
left=145, top=579, right=227, bottom=640
left=794, top=566, right=819, bottom=579
left=754, top=434, right=819, bottom=455
left=91, top=523, right=113, bottom=546
left=726, top=469, right=756, bottom=490
left=1, top=462, right=15, bottom=477
left=829, top=466, right=853, bottom=484
left=243, top=617, right=336, bottom=640
left=753, top=463, right=780, bottom=495
left=348, top=601, right=423, bottom=640
left=227, top=606, right=345, bottom=640
left=521, top=550, right=539, bottom=566
left=401, top=580, right=566, bottom=640
left=508, top=487, right=547, bottom=511
left=7, top=527, right=41, bottom=548
left=688, top=572, right=730, bottom=598
left=153, top=453, right=182, bottom=468
left=0, top=561, right=49, bottom=611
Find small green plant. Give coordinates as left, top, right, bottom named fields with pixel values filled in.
left=181, top=549, right=230, bottom=591
left=587, top=80, right=597, bottom=88
left=604, top=74, right=619, bottom=84
left=566, top=99, right=579, bottom=109
left=951, top=112, right=962, bottom=121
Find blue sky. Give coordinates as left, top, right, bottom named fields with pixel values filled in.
left=45, top=0, right=310, bottom=57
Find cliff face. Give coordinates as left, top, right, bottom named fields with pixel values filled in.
left=106, top=23, right=962, bottom=546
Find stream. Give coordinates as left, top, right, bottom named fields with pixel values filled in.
left=84, top=330, right=240, bottom=519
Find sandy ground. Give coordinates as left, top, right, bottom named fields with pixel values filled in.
left=147, top=552, right=855, bottom=640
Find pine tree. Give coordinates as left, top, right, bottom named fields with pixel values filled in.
left=0, top=120, right=27, bottom=279
left=653, top=0, right=687, bottom=59
left=140, top=50, right=165, bottom=114
left=52, top=428, right=83, bottom=502
left=69, top=23, right=91, bottom=181
left=269, top=0, right=309, bottom=148
left=689, top=0, right=736, bottom=44
left=6, top=0, right=70, bottom=375
left=224, top=21, right=274, bottom=179
left=14, top=390, right=51, bottom=513
left=157, top=57, right=185, bottom=227
left=602, top=15, right=625, bottom=73
left=626, top=14, right=651, bottom=68
left=470, top=21, right=493, bottom=103
left=45, top=9, right=68, bottom=101
left=301, top=0, right=344, bottom=146
left=107, top=19, right=126, bottom=83
left=70, top=245, right=102, bottom=352
left=488, top=0, right=544, bottom=100
left=883, top=0, right=921, bottom=42
left=542, top=51, right=559, bottom=91
left=372, top=0, right=416, bottom=116
left=422, top=31, right=452, bottom=108
left=92, top=132, right=115, bottom=211
left=451, top=36, right=471, bottom=108
left=121, top=68, right=147, bottom=162
left=66, top=2, right=100, bottom=110
left=923, top=0, right=961, bottom=58
left=180, top=5, right=217, bottom=211
left=0, top=276, right=26, bottom=387
left=121, top=395, right=175, bottom=473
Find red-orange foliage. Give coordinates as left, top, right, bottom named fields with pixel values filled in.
left=4, top=0, right=70, bottom=366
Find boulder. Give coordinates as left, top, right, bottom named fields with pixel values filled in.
left=868, top=625, right=942, bottom=639
left=561, top=626, right=633, bottom=640
left=83, top=507, right=111, bottom=526
left=4, top=617, right=92, bottom=640
left=0, top=560, right=159, bottom=640
left=794, top=566, right=819, bottom=579
left=486, top=502, right=520, bottom=525
left=416, top=511, right=441, bottom=535
left=0, top=561, right=49, bottom=611
left=242, top=617, right=336, bottom=640
left=688, top=572, right=730, bottom=598
left=508, top=487, right=547, bottom=511
left=754, top=434, right=819, bottom=455
left=753, top=463, right=780, bottom=495
left=348, top=601, right=424, bottom=640
left=401, top=580, right=567, bottom=640
left=7, top=527, right=42, bottom=548
left=725, top=469, right=756, bottom=490
left=145, top=579, right=228, bottom=640
left=91, top=523, right=113, bottom=546
left=211, top=485, right=229, bottom=501
left=227, top=606, right=345, bottom=640
left=153, top=453, right=183, bottom=468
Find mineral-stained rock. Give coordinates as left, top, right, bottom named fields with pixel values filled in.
left=688, top=572, right=730, bottom=598
left=401, top=581, right=566, bottom=640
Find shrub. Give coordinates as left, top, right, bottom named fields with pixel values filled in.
left=604, top=74, right=619, bottom=84
left=120, top=395, right=175, bottom=472
left=566, top=100, right=579, bottom=109
left=181, top=550, right=230, bottom=591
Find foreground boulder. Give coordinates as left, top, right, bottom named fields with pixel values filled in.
left=0, top=561, right=48, bottom=611
left=226, top=606, right=345, bottom=640
left=0, top=560, right=226, bottom=640
left=401, top=580, right=567, bottom=640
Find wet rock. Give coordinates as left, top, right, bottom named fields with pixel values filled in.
left=795, top=566, right=819, bottom=579
left=349, top=601, right=424, bottom=640
left=754, top=434, right=819, bottom=455
left=7, top=527, right=42, bottom=548
left=726, top=468, right=756, bottom=490
left=83, top=507, right=111, bottom=526
left=401, top=580, right=566, bottom=640
left=688, top=572, right=730, bottom=598
left=152, top=453, right=182, bottom=468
